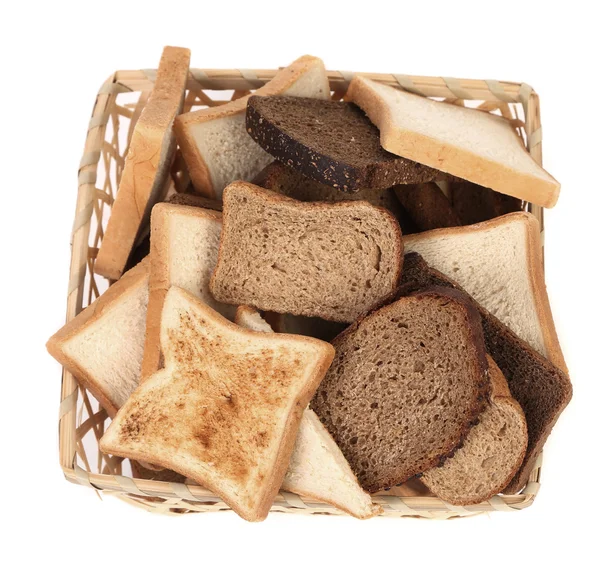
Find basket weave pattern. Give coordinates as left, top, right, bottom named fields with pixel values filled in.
left=59, top=68, right=545, bottom=518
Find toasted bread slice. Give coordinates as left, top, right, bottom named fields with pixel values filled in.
left=96, top=47, right=190, bottom=280
left=235, top=305, right=381, bottom=519
left=47, top=259, right=149, bottom=417
left=210, top=182, right=403, bottom=323
left=141, top=203, right=236, bottom=381
left=346, top=76, right=560, bottom=208
left=403, top=212, right=566, bottom=372
left=174, top=56, right=330, bottom=199
left=312, top=288, right=490, bottom=492
left=100, top=287, right=334, bottom=521
left=421, top=355, right=528, bottom=504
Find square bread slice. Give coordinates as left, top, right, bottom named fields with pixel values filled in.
left=403, top=212, right=567, bottom=372
left=235, top=305, right=382, bottom=519
left=174, top=55, right=330, bottom=199
left=100, top=287, right=335, bottom=522
left=210, top=181, right=403, bottom=324
left=141, top=203, right=236, bottom=381
left=95, top=47, right=191, bottom=280
left=346, top=76, right=560, bottom=208
left=46, top=259, right=150, bottom=417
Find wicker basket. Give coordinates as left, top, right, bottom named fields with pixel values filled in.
left=59, top=66, right=546, bottom=519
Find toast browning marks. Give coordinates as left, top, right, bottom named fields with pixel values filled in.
left=101, top=287, right=335, bottom=522
left=210, top=182, right=403, bottom=323
left=312, top=289, right=489, bottom=492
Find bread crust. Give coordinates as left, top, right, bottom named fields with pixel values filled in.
left=174, top=55, right=327, bottom=198
left=101, top=287, right=335, bottom=521
left=403, top=211, right=566, bottom=373
left=209, top=181, right=404, bottom=323
left=46, top=259, right=150, bottom=417
left=346, top=76, right=560, bottom=208
left=95, top=47, right=190, bottom=280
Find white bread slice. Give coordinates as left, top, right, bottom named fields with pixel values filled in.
left=46, top=259, right=149, bottom=417
left=421, top=355, right=528, bottom=505
left=141, top=203, right=236, bottom=381
left=346, top=76, right=560, bottom=208
left=235, top=305, right=382, bottom=519
left=174, top=55, right=330, bottom=199
left=404, top=212, right=567, bottom=372
left=100, top=287, right=335, bottom=522
left=96, top=47, right=191, bottom=280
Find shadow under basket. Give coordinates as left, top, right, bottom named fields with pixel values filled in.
left=59, top=67, right=546, bottom=519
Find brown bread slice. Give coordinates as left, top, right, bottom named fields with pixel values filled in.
left=421, top=355, right=528, bottom=504
left=209, top=181, right=403, bottom=323
left=451, top=181, right=522, bottom=225
left=245, top=96, right=451, bottom=192
left=397, top=252, right=572, bottom=493
left=393, top=182, right=461, bottom=231
left=311, top=288, right=489, bottom=492
left=253, top=161, right=418, bottom=233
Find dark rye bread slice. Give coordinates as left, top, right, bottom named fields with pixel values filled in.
left=245, top=95, right=451, bottom=192
left=393, top=182, right=462, bottom=231
left=311, top=288, right=489, bottom=492
left=209, top=181, right=404, bottom=324
left=397, top=253, right=572, bottom=494
left=253, top=161, right=418, bottom=233
left=451, top=181, right=522, bottom=225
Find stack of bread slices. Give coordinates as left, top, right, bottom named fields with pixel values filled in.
left=47, top=47, right=571, bottom=522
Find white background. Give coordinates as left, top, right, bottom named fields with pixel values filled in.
left=1, top=1, right=598, bottom=559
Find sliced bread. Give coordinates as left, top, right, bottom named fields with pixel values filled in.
left=209, top=181, right=403, bottom=323
left=421, top=355, right=528, bottom=504
left=95, top=47, right=191, bottom=280
left=451, top=181, right=522, bottom=225
left=245, top=95, right=451, bottom=192
left=312, top=288, right=489, bottom=492
left=397, top=252, right=572, bottom=494
left=141, top=203, right=236, bottom=381
left=174, top=55, right=330, bottom=199
left=403, top=212, right=567, bottom=372
left=346, top=76, right=560, bottom=208
left=235, top=305, right=381, bottom=519
left=47, top=259, right=150, bottom=417
left=100, top=287, right=335, bottom=522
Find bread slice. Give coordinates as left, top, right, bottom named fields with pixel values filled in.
left=141, top=203, right=236, bottom=381
left=451, top=181, right=522, bottom=225
left=95, top=47, right=190, bottom=280
left=246, top=95, right=451, bottom=192
left=346, top=76, right=560, bottom=208
left=393, top=182, right=461, bottom=231
left=397, top=252, right=572, bottom=494
left=209, top=181, right=403, bottom=323
left=100, top=287, right=335, bottom=522
left=403, top=212, right=566, bottom=372
left=312, top=288, right=490, bottom=492
left=421, top=355, right=528, bottom=504
left=235, top=305, right=382, bottom=519
left=174, top=55, right=330, bottom=199
left=46, top=259, right=150, bottom=417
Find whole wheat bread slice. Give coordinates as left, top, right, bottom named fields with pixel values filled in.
left=451, top=181, right=522, bottom=225
left=397, top=252, right=572, bottom=494
left=141, top=203, right=236, bottom=381
left=174, top=55, right=330, bottom=199
left=47, top=259, right=150, bottom=417
left=403, top=212, right=567, bottom=372
left=100, top=287, right=334, bottom=522
left=95, top=47, right=190, bottom=280
left=245, top=95, right=451, bottom=192
left=421, top=355, right=527, bottom=504
left=209, top=181, right=403, bottom=323
left=346, top=76, right=560, bottom=208
left=235, top=305, right=381, bottom=519
left=312, top=288, right=489, bottom=492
